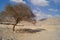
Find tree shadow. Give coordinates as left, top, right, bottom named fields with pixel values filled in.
left=0, top=23, right=24, bottom=26
left=16, top=28, right=46, bottom=33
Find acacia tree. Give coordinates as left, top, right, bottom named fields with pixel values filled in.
left=3, top=3, right=36, bottom=31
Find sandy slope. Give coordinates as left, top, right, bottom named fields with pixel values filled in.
left=0, top=17, right=60, bottom=40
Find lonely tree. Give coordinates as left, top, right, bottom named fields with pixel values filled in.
left=3, top=3, right=36, bottom=31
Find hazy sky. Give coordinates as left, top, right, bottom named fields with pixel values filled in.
left=0, top=0, right=60, bottom=19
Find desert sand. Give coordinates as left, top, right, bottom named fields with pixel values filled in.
left=0, top=17, right=60, bottom=40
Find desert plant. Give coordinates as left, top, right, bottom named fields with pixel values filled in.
left=3, top=3, right=36, bottom=31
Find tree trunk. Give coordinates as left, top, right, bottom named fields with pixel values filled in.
left=13, top=22, right=17, bottom=31
left=13, top=18, right=19, bottom=31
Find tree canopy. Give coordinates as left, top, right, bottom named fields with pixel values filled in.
left=2, top=3, right=36, bottom=31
